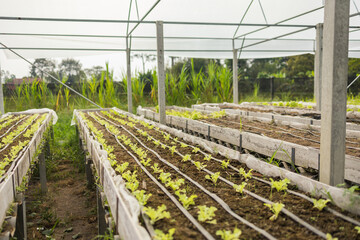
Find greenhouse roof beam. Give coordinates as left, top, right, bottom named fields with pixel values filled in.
left=233, top=0, right=255, bottom=38
left=234, top=6, right=324, bottom=39
left=127, top=0, right=161, bottom=37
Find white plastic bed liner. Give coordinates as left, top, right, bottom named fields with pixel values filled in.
left=74, top=109, right=151, bottom=240
left=0, top=109, right=57, bottom=229
left=137, top=106, right=360, bottom=185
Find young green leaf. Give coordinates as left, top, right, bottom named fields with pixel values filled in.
left=312, top=199, right=330, bottom=211
left=269, top=178, right=291, bottom=192
left=221, top=159, right=230, bottom=169
left=192, top=147, right=200, bottom=153
left=203, top=154, right=212, bottom=161
left=175, top=191, right=197, bottom=210
left=197, top=205, right=217, bottom=224
left=194, top=161, right=206, bottom=171
left=216, top=227, right=242, bottom=240
left=143, top=204, right=171, bottom=224
left=233, top=182, right=247, bottom=194
left=182, top=154, right=191, bottom=162
left=239, top=168, right=253, bottom=181
left=326, top=233, right=338, bottom=240
left=158, top=172, right=172, bottom=184
left=166, top=179, right=185, bottom=191
left=154, top=228, right=176, bottom=240
left=264, top=202, right=284, bottom=221
left=151, top=163, right=163, bottom=174
left=133, top=190, right=152, bottom=206
left=205, top=172, right=220, bottom=186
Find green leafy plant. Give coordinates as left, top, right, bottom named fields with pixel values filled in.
left=269, top=178, right=290, bottom=194
left=140, top=158, right=152, bottom=167
left=159, top=172, right=172, bottom=184
left=192, top=147, right=200, bottom=153
left=233, top=182, right=247, bottom=194
left=221, top=159, right=230, bottom=169
left=238, top=168, right=253, bottom=181
left=133, top=190, right=152, bottom=206
left=264, top=202, right=284, bottom=221
left=175, top=191, right=197, bottom=210
left=143, top=204, right=171, bottom=224
left=312, top=199, right=330, bottom=211
left=154, top=228, right=176, bottom=240
left=326, top=233, right=338, bottom=240
left=125, top=180, right=139, bottom=192
left=115, top=162, right=129, bottom=174
left=216, top=227, right=242, bottom=240
left=151, top=163, right=163, bottom=174
left=194, top=161, right=207, bottom=171
left=166, top=179, right=185, bottom=191
left=203, top=154, right=212, bottom=161
left=355, top=226, right=360, bottom=234
left=197, top=205, right=217, bottom=224
left=205, top=172, right=220, bottom=186
left=182, top=154, right=191, bottom=162
left=180, top=142, right=188, bottom=148
left=169, top=146, right=177, bottom=155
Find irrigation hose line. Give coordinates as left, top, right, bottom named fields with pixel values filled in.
left=0, top=115, right=30, bottom=139
left=0, top=42, right=102, bottom=109
left=94, top=112, right=277, bottom=240
left=130, top=107, right=360, bottom=227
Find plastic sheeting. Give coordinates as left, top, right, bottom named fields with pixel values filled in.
left=1, top=0, right=360, bottom=59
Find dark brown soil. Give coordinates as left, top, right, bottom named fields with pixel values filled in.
left=26, top=158, right=98, bottom=240
left=82, top=110, right=360, bottom=240
left=202, top=116, right=360, bottom=158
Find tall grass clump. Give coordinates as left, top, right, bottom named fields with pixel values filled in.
left=215, top=66, right=232, bottom=102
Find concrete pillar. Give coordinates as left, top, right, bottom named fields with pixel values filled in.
left=320, top=0, right=350, bottom=186
left=314, top=23, right=323, bottom=111
left=233, top=49, right=239, bottom=104
left=0, top=63, right=4, bottom=115
left=126, top=47, right=133, bottom=113
left=156, top=21, right=166, bottom=124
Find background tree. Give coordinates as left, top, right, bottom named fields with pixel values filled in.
left=84, top=65, right=104, bottom=80
left=58, top=58, right=84, bottom=85
left=284, top=54, right=314, bottom=78
left=132, top=54, right=156, bottom=73
left=30, top=58, right=56, bottom=80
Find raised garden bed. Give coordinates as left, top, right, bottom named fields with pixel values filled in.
left=137, top=107, right=360, bottom=185
left=76, top=108, right=360, bottom=240
left=0, top=109, right=56, bottom=237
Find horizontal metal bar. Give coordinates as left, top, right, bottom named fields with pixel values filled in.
left=0, top=32, right=320, bottom=41
left=0, top=16, right=317, bottom=28
left=0, top=47, right=317, bottom=52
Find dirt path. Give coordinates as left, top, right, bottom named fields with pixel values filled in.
left=25, top=112, right=98, bottom=240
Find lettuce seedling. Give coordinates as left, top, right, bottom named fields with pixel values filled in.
left=158, top=172, right=172, bottom=184
left=140, top=158, right=152, bottom=167
left=143, top=204, right=171, bottom=224
left=161, top=144, right=167, bottom=149
left=154, top=228, right=176, bottom=240
left=194, top=161, right=207, bottom=171
left=151, top=163, right=163, bottom=174
left=166, top=178, right=185, bottom=191
left=326, top=233, right=338, bottom=240
left=264, top=202, right=284, bottom=221
left=133, top=190, right=152, bottom=206
left=175, top=191, right=197, bottom=210
left=205, top=172, right=220, bottom=186
left=153, top=140, right=160, bottom=146
left=312, top=198, right=330, bottom=211
left=203, top=154, right=212, bottom=161
left=216, top=227, right=242, bottom=240
left=233, top=182, right=247, bottom=194
left=126, top=180, right=139, bottom=192
left=192, top=147, right=200, bottom=153
left=197, top=205, right=217, bottom=224
left=115, top=162, right=129, bottom=174
left=355, top=226, right=360, bottom=234
left=269, top=178, right=290, bottom=193
left=164, top=134, right=171, bottom=141
left=180, top=142, right=188, bottom=148
left=182, top=154, right=191, bottom=162
left=169, top=146, right=177, bottom=155
left=122, top=170, right=138, bottom=183
left=221, top=159, right=230, bottom=169
left=239, top=168, right=253, bottom=181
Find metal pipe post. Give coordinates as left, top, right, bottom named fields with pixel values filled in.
left=314, top=23, right=323, bottom=111
left=126, top=47, right=133, bottom=113
left=320, top=0, right=350, bottom=186
left=0, top=62, right=4, bottom=115
left=233, top=49, right=239, bottom=104
left=156, top=21, right=166, bottom=124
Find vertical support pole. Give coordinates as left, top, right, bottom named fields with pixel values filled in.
left=320, top=0, right=350, bottom=186
left=156, top=21, right=166, bottom=124
left=0, top=62, right=5, bottom=115
left=126, top=39, right=133, bottom=113
left=14, top=194, right=27, bottom=240
left=97, top=187, right=106, bottom=235
left=233, top=49, right=239, bottom=104
left=314, top=23, right=324, bottom=111
left=39, top=151, right=47, bottom=194
left=270, top=77, right=274, bottom=101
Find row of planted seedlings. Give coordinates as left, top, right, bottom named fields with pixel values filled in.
left=0, top=110, right=55, bottom=236
left=140, top=106, right=360, bottom=184
left=192, top=103, right=360, bottom=131
left=77, top=108, right=360, bottom=240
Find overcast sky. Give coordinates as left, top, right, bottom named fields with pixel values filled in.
left=1, top=0, right=359, bottom=79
